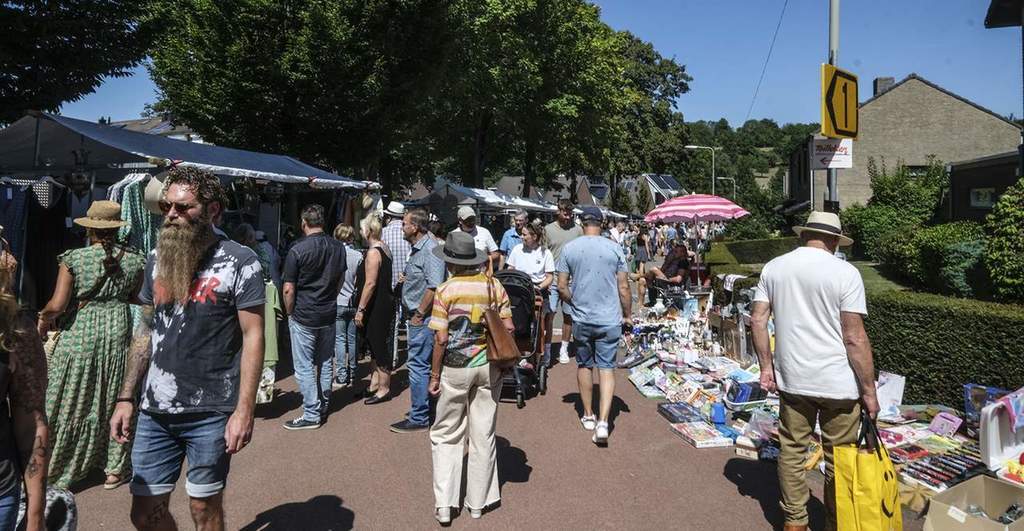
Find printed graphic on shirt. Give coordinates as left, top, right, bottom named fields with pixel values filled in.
left=139, top=240, right=265, bottom=414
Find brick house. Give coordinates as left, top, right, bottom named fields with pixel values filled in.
left=787, top=74, right=1020, bottom=210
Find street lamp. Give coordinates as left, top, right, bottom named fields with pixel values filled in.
left=684, top=145, right=720, bottom=196
left=716, top=177, right=737, bottom=198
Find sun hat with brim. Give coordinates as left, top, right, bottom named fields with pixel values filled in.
left=432, top=231, right=488, bottom=266
left=74, top=200, right=127, bottom=229
left=793, top=211, right=854, bottom=247
left=143, top=171, right=169, bottom=215
left=384, top=201, right=405, bottom=218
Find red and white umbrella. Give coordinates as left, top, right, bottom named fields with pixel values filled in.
left=644, top=193, right=750, bottom=223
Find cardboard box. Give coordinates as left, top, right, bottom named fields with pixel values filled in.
left=924, top=475, right=1024, bottom=531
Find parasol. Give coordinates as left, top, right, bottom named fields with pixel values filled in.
left=644, top=193, right=750, bottom=223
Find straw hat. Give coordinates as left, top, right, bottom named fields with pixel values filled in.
left=432, top=231, right=487, bottom=266
left=383, top=201, right=405, bottom=218
left=793, top=211, right=853, bottom=247
left=74, top=200, right=127, bottom=229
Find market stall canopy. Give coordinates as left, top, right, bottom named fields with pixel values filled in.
left=439, top=180, right=556, bottom=212
left=644, top=193, right=750, bottom=223
left=0, top=112, right=375, bottom=189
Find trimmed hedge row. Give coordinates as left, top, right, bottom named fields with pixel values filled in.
left=707, top=237, right=799, bottom=265
left=865, top=290, right=1024, bottom=408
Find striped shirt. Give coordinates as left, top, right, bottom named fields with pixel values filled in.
left=382, top=219, right=411, bottom=289
left=429, top=273, right=511, bottom=368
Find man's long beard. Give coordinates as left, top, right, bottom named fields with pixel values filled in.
left=155, top=218, right=216, bottom=304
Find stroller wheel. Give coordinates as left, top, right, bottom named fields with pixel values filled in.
left=516, top=392, right=525, bottom=409
left=538, top=365, right=548, bottom=395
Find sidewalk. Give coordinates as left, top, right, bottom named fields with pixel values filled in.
left=72, top=358, right=923, bottom=530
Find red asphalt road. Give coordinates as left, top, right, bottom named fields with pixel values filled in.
left=74, top=360, right=925, bottom=530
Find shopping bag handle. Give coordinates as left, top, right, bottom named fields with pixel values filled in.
left=857, top=411, right=883, bottom=458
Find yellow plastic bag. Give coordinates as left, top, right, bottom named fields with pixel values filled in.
left=834, top=414, right=903, bottom=531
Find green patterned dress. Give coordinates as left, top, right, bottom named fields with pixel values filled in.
left=46, top=244, right=145, bottom=488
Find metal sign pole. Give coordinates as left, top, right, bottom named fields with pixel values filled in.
left=826, top=0, right=840, bottom=212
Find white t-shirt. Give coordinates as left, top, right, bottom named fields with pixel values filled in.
left=452, top=226, right=498, bottom=254
left=753, top=246, right=868, bottom=400
left=506, top=244, right=555, bottom=284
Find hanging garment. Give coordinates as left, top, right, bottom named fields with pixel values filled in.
left=118, top=177, right=159, bottom=255
left=22, top=186, right=71, bottom=311
left=0, top=183, right=28, bottom=289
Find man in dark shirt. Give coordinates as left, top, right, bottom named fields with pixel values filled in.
left=642, top=241, right=691, bottom=305
left=281, top=204, right=346, bottom=430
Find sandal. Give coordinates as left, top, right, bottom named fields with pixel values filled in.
left=103, top=474, right=128, bottom=490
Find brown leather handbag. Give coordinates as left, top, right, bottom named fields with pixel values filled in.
left=484, top=274, right=519, bottom=366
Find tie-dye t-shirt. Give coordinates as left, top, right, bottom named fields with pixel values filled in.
left=138, top=239, right=265, bottom=414
left=428, top=273, right=511, bottom=368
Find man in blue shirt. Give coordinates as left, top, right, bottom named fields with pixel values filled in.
left=498, top=209, right=527, bottom=269
left=390, top=208, right=446, bottom=433
left=557, top=207, right=632, bottom=445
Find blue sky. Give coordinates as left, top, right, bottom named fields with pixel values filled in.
left=62, top=0, right=1022, bottom=127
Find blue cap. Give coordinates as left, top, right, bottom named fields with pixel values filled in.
left=579, top=206, right=604, bottom=224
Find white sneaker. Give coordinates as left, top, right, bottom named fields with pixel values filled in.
left=593, top=421, right=609, bottom=444
left=434, top=507, right=451, bottom=525
left=580, top=414, right=597, bottom=431
left=467, top=507, right=483, bottom=519
left=558, top=352, right=570, bottom=364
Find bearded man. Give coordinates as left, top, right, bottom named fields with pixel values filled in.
left=110, top=167, right=265, bottom=531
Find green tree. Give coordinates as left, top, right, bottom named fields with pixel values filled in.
left=634, top=177, right=654, bottom=214
left=986, top=178, right=1024, bottom=302
left=1, top=0, right=156, bottom=124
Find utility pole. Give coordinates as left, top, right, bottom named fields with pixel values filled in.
left=826, top=0, right=840, bottom=212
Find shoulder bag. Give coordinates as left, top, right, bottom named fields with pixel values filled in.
left=484, top=274, right=519, bottom=366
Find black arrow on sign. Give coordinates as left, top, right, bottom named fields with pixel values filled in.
left=825, top=69, right=858, bottom=138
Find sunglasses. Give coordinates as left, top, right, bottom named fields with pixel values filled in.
left=158, top=200, right=199, bottom=215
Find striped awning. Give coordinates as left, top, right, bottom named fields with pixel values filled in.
left=644, top=193, right=750, bottom=223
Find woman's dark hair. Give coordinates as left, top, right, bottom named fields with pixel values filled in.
left=428, top=220, right=447, bottom=240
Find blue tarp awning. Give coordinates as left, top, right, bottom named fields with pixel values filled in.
left=0, top=113, right=373, bottom=189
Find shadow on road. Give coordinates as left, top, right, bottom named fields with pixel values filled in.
left=497, top=436, right=531, bottom=486
left=238, top=495, right=355, bottom=531
left=560, top=393, right=631, bottom=431
left=722, top=458, right=825, bottom=530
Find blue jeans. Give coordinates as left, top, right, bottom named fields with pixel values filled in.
left=289, top=320, right=336, bottom=423
left=0, top=485, right=19, bottom=531
left=406, top=322, right=435, bottom=426
left=334, top=306, right=358, bottom=384
left=573, top=322, right=622, bottom=370
left=130, top=411, right=231, bottom=498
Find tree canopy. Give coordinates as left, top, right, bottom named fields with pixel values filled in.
left=1, top=0, right=155, bottom=124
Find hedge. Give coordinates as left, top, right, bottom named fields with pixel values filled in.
left=707, top=237, right=798, bottom=265
left=865, top=290, right=1024, bottom=409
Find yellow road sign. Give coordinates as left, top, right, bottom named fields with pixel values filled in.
left=821, top=64, right=858, bottom=139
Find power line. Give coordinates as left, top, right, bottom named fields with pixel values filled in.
left=744, top=0, right=789, bottom=124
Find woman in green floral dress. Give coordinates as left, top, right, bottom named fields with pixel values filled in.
left=37, top=201, right=145, bottom=490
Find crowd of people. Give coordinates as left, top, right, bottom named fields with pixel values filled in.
left=0, top=165, right=874, bottom=531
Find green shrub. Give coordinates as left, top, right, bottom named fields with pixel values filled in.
left=912, top=221, right=984, bottom=288
left=724, top=237, right=798, bottom=264
left=985, top=178, right=1024, bottom=303
left=939, top=240, right=991, bottom=298
left=724, top=215, right=773, bottom=240
left=706, top=242, right=738, bottom=265
left=866, top=155, right=947, bottom=223
left=865, top=290, right=1024, bottom=408
left=840, top=204, right=912, bottom=260
left=874, top=221, right=984, bottom=288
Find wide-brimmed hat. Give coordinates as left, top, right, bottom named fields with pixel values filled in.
left=432, top=231, right=487, bottom=266
left=384, top=201, right=405, bottom=218
left=74, top=200, right=126, bottom=229
left=793, top=211, right=853, bottom=247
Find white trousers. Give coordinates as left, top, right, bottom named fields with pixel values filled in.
left=430, top=363, right=502, bottom=510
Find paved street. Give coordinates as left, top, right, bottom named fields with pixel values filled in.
left=72, top=354, right=925, bottom=530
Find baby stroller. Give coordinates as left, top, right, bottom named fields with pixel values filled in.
left=494, top=269, right=547, bottom=408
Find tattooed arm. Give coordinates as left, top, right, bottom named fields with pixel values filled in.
left=110, top=304, right=154, bottom=444
left=11, top=316, right=49, bottom=531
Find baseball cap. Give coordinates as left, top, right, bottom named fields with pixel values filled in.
left=457, top=206, right=476, bottom=221
left=579, top=206, right=604, bottom=224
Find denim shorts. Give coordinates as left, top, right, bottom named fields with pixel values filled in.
left=130, top=411, right=232, bottom=498
left=547, top=284, right=561, bottom=313
left=573, top=322, right=622, bottom=370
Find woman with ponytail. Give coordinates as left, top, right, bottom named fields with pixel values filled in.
left=36, top=201, right=145, bottom=490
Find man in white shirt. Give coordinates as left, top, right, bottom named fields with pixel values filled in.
left=749, top=212, right=879, bottom=531
left=451, top=206, right=499, bottom=268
